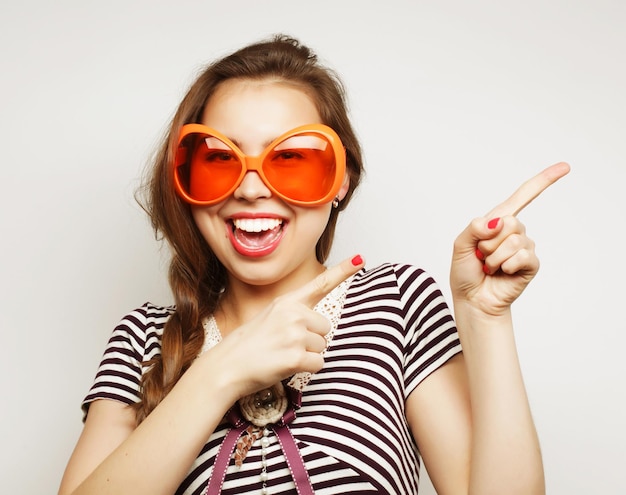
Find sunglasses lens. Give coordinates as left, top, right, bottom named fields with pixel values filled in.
left=263, top=133, right=337, bottom=203
left=176, top=133, right=242, bottom=202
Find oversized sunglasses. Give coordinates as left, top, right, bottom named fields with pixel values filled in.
left=173, top=123, right=346, bottom=206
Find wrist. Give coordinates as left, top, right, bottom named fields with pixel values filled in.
left=452, top=298, right=517, bottom=357
left=183, top=350, right=241, bottom=413
left=452, top=296, right=513, bottom=326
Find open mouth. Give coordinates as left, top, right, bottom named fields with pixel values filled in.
left=228, top=217, right=286, bottom=257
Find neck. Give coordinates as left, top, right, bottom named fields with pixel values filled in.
left=215, top=261, right=326, bottom=335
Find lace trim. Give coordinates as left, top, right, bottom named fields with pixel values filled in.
left=287, top=276, right=352, bottom=391
left=201, top=316, right=222, bottom=355
left=200, top=274, right=353, bottom=391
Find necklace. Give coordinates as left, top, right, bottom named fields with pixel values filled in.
left=200, top=274, right=353, bottom=494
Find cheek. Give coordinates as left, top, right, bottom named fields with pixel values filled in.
left=298, top=206, right=333, bottom=240
left=190, top=207, right=206, bottom=228
left=191, top=207, right=226, bottom=243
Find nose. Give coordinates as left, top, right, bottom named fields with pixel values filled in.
left=233, top=171, right=272, bottom=202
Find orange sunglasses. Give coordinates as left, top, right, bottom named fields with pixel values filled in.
left=173, top=123, right=346, bottom=207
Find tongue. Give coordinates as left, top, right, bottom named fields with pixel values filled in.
left=233, top=225, right=282, bottom=249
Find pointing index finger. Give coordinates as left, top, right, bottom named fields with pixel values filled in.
left=290, top=255, right=364, bottom=308
left=487, top=162, right=571, bottom=219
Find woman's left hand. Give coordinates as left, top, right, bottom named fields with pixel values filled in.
left=450, top=162, right=570, bottom=317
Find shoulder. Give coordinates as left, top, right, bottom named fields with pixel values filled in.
left=121, top=302, right=175, bottom=325
left=108, top=302, right=175, bottom=353
left=81, top=303, right=176, bottom=415
left=115, top=302, right=175, bottom=332
left=350, top=262, right=439, bottom=296
left=346, top=262, right=451, bottom=324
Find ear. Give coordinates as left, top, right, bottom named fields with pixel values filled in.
left=337, top=172, right=350, bottom=201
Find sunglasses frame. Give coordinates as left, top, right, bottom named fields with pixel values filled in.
left=174, top=123, right=347, bottom=207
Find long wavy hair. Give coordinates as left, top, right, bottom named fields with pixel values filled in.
left=134, top=34, right=364, bottom=423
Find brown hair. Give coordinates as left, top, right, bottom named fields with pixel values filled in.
left=134, top=34, right=364, bottom=423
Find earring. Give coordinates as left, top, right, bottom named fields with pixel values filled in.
left=332, top=197, right=340, bottom=208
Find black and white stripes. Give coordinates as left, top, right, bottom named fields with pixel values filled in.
left=83, top=263, right=461, bottom=494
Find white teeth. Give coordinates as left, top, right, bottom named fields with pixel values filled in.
left=233, top=218, right=283, bottom=233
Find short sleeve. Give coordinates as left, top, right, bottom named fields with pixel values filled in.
left=81, top=303, right=172, bottom=419
left=396, top=265, right=462, bottom=397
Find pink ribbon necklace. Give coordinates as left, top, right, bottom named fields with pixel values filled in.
left=203, top=382, right=314, bottom=495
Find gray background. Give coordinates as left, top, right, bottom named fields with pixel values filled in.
left=1, top=1, right=624, bottom=493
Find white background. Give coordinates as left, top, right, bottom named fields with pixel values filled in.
left=1, top=1, right=625, bottom=493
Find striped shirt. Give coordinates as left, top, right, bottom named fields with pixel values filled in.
left=83, top=263, right=462, bottom=494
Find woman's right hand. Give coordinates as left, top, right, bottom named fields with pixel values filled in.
left=198, top=254, right=365, bottom=401
left=58, top=255, right=365, bottom=495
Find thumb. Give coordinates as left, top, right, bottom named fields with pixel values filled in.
left=289, top=254, right=365, bottom=308
left=454, top=217, right=503, bottom=258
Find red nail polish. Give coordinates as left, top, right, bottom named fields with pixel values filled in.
left=487, top=217, right=500, bottom=229
left=475, top=248, right=485, bottom=261
left=351, top=255, right=363, bottom=266
left=482, top=264, right=490, bottom=275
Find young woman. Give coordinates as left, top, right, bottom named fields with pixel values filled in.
left=58, top=34, right=569, bottom=495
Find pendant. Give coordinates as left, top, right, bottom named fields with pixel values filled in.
left=238, top=382, right=288, bottom=427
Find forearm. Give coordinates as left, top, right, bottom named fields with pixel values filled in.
left=67, top=356, right=237, bottom=495
left=454, top=302, right=545, bottom=495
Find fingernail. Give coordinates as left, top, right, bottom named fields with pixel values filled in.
left=487, top=217, right=500, bottom=229
left=475, top=248, right=485, bottom=261
left=351, top=254, right=363, bottom=266
left=482, top=264, right=490, bottom=275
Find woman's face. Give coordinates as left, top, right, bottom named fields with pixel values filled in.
left=191, top=79, right=348, bottom=291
